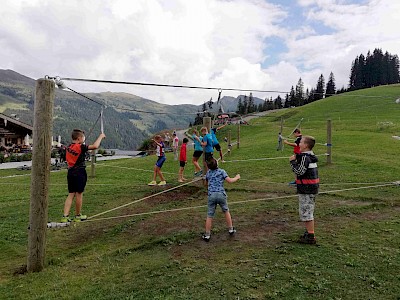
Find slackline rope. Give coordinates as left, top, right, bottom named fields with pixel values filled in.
left=223, top=153, right=329, bottom=163
left=84, top=181, right=398, bottom=223
left=87, top=177, right=202, bottom=220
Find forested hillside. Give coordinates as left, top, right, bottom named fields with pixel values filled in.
left=0, top=70, right=198, bottom=149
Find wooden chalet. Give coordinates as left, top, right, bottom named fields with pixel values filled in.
left=0, top=113, right=33, bottom=147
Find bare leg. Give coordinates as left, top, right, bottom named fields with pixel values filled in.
left=304, top=220, right=314, bottom=233
left=152, top=165, right=157, bottom=181
left=75, top=192, right=83, bottom=215
left=192, top=157, right=201, bottom=172
left=63, top=193, right=75, bottom=216
left=178, top=167, right=183, bottom=182
left=224, top=211, right=233, bottom=228
left=205, top=217, right=213, bottom=233
left=157, top=168, right=165, bottom=181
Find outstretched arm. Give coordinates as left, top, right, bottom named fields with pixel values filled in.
left=88, top=133, right=106, bottom=150
left=217, top=123, right=228, bottom=131
left=225, top=174, right=240, bottom=183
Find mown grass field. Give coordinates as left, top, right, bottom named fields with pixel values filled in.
left=1, top=85, right=400, bottom=299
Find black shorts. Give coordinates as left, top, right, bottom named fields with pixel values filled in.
left=179, top=161, right=186, bottom=167
left=67, top=168, right=87, bottom=193
left=205, top=152, right=214, bottom=161
left=213, top=143, right=221, bottom=151
left=193, top=150, right=203, bottom=158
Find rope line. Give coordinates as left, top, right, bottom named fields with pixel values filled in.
left=59, top=77, right=290, bottom=94
left=223, top=153, right=329, bottom=163
left=84, top=181, right=398, bottom=223
left=87, top=177, right=202, bottom=220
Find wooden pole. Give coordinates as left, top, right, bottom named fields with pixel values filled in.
left=237, top=122, right=240, bottom=149
left=28, top=79, right=55, bottom=272
left=327, top=119, right=332, bottom=164
left=280, top=117, right=283, bottom=134
left=227, top=129, right=231, bottom=156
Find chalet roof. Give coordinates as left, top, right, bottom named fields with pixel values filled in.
left=0, top=113, right=33, bottom=131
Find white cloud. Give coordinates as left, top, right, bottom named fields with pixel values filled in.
left=0, top=0, right=399, bottom=105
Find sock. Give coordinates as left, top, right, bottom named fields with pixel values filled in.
left=205, top=231, right=211, bottom=237
left=228, top=227, right=234, bottom=232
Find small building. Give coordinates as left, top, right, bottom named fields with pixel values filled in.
left=0, top=113, right=33, bottom=147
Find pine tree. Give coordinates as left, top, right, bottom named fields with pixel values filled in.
left=236, top=98, right=243, bottom=114
left=274, top=95, right=283, bottom=109
left=295, top=78, right=305, bottom=106
left=325, top=72, right=336, bottom=97
left=284, top=94, right=290, bottom=108
left=315, top=74, right=325, bottom=101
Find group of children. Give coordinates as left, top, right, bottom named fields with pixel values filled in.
left=60, top=126, right=319, bottom=245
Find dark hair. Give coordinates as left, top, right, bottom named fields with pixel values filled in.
left=293, top=128, right=301, bottom=134
left=206, top=158, right=218, bottom=170
left=71, top=129, right=85, bottom=140
left=302, top=135, right=315, bottom=150
left=183, top=137, right=188, bottom=143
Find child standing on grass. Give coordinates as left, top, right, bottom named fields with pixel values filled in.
left=178, top=138, right=188, bottom=182
left=172, top=132, right=179, bottom=161
left=202, top=158, right=240, bottom=242
left=148, top=135, right=167, bottom=186
left=289, top=135, right=319, bottom=244
left=61, top=129, right=106, bottom=223
left=192, top=129, right=203, bottom=176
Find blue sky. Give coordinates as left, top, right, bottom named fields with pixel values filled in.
left=0, top=0, right=399, bottom=105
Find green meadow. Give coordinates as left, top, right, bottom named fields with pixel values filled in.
left=1, top=85, right=400, bottom=299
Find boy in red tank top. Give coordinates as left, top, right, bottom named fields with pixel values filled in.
left=61, top=129, right=105, bottom=222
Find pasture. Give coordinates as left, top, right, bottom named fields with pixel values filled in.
left=1, top=85, right=400, bottom=299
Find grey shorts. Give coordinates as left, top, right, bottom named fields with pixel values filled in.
left=207, top=192, right=229, bottom=217
left=298, top=194, right=316, bottom=221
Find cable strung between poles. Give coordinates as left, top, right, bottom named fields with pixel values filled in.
left=84, top=181, right=399, bottom=223
left=59, top=77, right=290, bottom=94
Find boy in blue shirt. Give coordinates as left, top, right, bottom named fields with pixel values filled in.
left=200, top=126, right=214, bottom=173
left=202, top=158, right=240, bottom=242
left=211, top=122, right=227, bottom=162
left=192, top=129, right=203, bottom=176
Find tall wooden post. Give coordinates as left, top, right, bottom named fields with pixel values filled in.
left=237, top=122, right=240, bottom=149
left=327, top=119, right=332, bottom=164
left=227, top=129, right=231, bottom=156
left=28, top=79, right=55, bottom=272
left=280, top=117, right=283, bottom=134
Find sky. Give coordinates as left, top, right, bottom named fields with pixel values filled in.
left=0, top=0, right=399, bottom=106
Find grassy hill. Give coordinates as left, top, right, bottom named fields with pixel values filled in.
left=1, top=85, right=400, bottom=299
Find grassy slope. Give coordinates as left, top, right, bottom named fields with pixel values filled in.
left=1, top=85, right=400, bottom=299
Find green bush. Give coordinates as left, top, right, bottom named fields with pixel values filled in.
left=21, top=153, right=32, bottom=161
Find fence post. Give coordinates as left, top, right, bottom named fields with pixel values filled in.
left=227, top=129, right=231, bottom=156
left=237, top=122, right=240, bottom=149
left=28, top=78, right=55, bottom=272
left=327, top=119, right=332, bottom=164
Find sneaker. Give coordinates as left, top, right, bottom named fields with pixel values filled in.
left=288, top=181, right=296, bottom=186
left=194, top=170, right=202, bottom=177
left=60, top=215, right=71, bottom=223
left=148, top=181, right=157, bottom=186
left=202, top=234, right=210, bottom=242
left=298, top=232, right=316, bottom=244
left=74, top=214, right=87, bottom=222
left=229, top=227, right=236, bottom=236
left=158, top=181, right=167, bottom=186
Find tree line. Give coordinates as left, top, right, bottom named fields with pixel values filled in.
left=190, top=47, right=399, bottom=126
